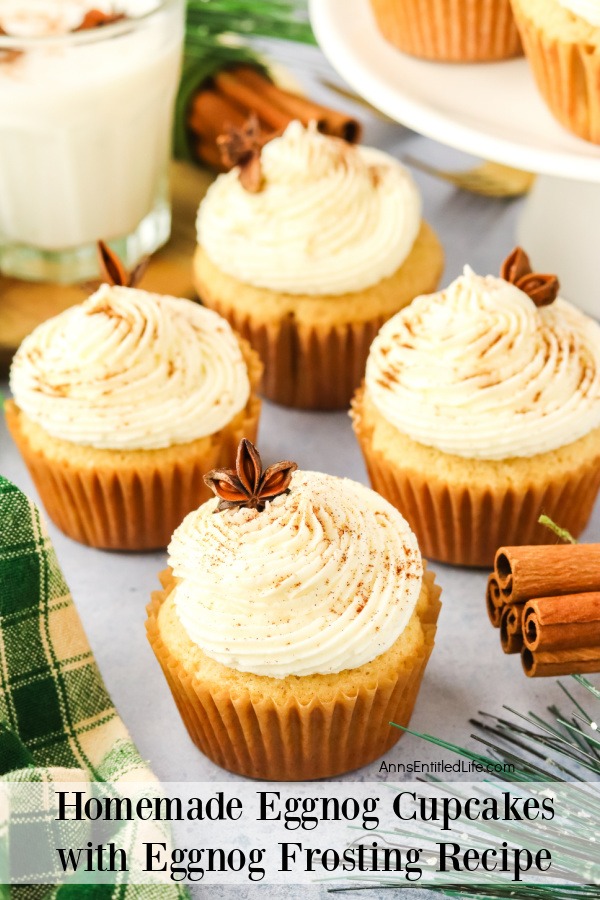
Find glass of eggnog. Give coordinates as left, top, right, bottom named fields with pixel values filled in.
left=0, top=0, right=184, bottom=282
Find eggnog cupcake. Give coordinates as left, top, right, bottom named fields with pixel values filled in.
left=146, top=440, right=441, bottom=780
left=510, top=0, right=600, bottom=142
left=7, top=286, right=261, bottom=550
left=369, top=0, right=522, bottom=61
left=352, top=249, right=600, bottom=567
left=194, top=121, right=443, bottom=410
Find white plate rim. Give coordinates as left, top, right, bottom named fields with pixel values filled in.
left=310, top=0, right=600, bottom=183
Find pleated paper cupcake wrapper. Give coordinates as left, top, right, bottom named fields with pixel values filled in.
left=369, top=0, right=522, bottom=61
left=6, top=396, right=260, bottom=551
left=146, top=570, right=441, bottom=781
left=353, top=405, right=600, bottom=568
left=201, top=293, right=388, bottom=410
left=511, top=0, right=600, bottom=143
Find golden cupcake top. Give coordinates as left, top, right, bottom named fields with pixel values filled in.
left=9, top=284, right=251, bottom=451
left=169, top=440, right=423, bottom=678
left=195, top=120, right=422, bottom=296
left=365, top=250, right=600, bottom=460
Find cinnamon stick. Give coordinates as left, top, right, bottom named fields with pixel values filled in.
left=187, top=65, right=362, bottom=171
left=522, top=592, right=600, bottom=652
left=486, top=574, right=503, bottom=628
left=494, top=544, right=600, bottom=605
left=189, top=89, right=249, bottom=136
left=192, top=138, right=224, bottom=172
left=230, top=66, right=362, bottom=142
left=522, top=646, right=600, bottom=678
left=213, top=69, right=294, bottom=133
left=500, top=604, right=524, bottom=654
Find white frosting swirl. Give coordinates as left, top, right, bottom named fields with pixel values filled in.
left=555, top=0, right=600, bottom=26
left=9, top=284, right=251, bottom=450
left=365, top=267, right=600, bottom=460
left=169, top=470, right=423, bottom=678
left=196, top=121, right=421, bottom=296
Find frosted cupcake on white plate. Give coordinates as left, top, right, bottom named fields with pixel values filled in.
left=510, top=0, right=600, bottom=142
left=369, top=0, right=522, bottom=61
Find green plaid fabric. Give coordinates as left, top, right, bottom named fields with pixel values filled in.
left=0, top=476, right=188, bottom=899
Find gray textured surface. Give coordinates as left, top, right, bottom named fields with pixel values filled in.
left=0, top=39, right=598, bottom=900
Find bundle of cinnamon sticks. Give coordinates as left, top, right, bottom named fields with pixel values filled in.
left=187, top=64, right=362, bottom=170
left=486, top=544, right=600, bottom=677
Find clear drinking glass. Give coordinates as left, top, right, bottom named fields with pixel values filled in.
left=0, top=0, right=185, bottom=283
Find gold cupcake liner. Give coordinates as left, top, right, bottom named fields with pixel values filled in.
left=146, top=569, right=441, bottom=781
left=353, top=395, right=600, bottom=568
left=201, top=295, right=387, bottom=410
left=6, top=373, right=261, bottom=551
left=511, top=0, right=600, bottom=143
left=369, top=0, right=522, bottom=61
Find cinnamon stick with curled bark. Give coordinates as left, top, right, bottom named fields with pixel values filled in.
left=500, top=604, right=524, bottom=654
left=213, top=69, right=295, bottom=133
left=188, top=64, right=362, bottom=171
left=494, top=544, right=600, bottom=605
left=522, top=646, right=600, bottom=678
left=188, top=89, right=249, bottom=141
left=229, top=66, right=362, bottom=142
left=522, top=593, right=600, bottom=652
left=486, top=574, right=503, bottom=628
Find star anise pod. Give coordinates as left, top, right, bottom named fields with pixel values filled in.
left=74, top=9, right=126, bottom=31
left=97, top=240, right=149, bottom=288
left=500, top=247, right=559, bottom=307
left=216, top=114, right=265, bottom=193
left=204, top=439, right=297, bottom=513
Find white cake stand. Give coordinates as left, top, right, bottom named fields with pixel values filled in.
left=309, top=0, right=600, bottom=316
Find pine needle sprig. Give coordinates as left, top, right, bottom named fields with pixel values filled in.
left=470, top=713, right=594, bottom=779
left=574, top=675, right=600, bottom=699
left=537, top=515, right=577, bottom=544
left=329, top=677, right=600, bottom=898
left=185, top=0, right=316, bottom=62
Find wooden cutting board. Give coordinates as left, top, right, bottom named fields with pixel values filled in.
left=0, top=160, right=214, bottom=372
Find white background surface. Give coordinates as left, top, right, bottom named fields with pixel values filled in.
left=1, top=38, right=598, bottom=900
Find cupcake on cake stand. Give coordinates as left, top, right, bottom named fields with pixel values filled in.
left=310, top=0, right=600, bottom=318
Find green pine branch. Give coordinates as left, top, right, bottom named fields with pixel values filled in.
left=184, top=0, right=315, bottom=46
left=330, top=677, right=600, bottom=898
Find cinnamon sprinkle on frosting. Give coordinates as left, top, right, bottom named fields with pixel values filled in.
left=197, top=121, right=421, bottom=296
left=168, top=469, right=423, bottom=677
left=364, top=265, right=600, bottom=460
